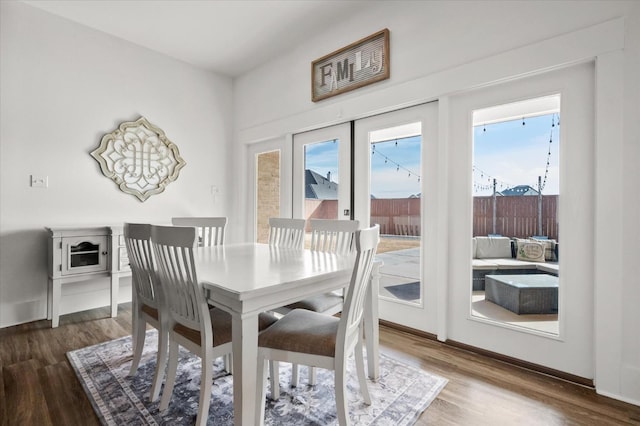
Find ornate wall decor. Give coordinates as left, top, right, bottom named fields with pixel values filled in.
left=91, top=117, right=186, bottom=201
left=312, top=29, right=390, bottom=102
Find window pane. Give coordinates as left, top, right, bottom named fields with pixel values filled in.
left=471, top=95, right=560, bottom=335
left=304, top=139, right=339, bottom=221
left=369, top=123, right=422, bottom=305
left=256, top=150, right=280, bottom=243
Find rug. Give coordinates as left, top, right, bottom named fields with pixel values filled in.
left=67, top=330, right=447, bottom=425
left=384, top=282, right=421, bottom=301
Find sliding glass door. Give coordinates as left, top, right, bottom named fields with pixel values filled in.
left=293, top=124, right=352, bottom=240
left=354, top=103, right=439, bottom=332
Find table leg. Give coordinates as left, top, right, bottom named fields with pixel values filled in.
left=364, top=261, right=381, bottom=380
left=231, top=312, right=259, bottom=426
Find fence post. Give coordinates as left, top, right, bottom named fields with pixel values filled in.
left=538, top=176, right=543, bottom=236
left=492, top=179, right=497, bottom=235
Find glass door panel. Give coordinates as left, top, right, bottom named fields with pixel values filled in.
left=304, top=140, right=339, bottom=221
left=354, top=103, right=438, bottom=333
left=369, top=124, right=422, bottom=305
left=293, top=124, right=352, bottom=245
left=471, top=96, right=560, bottom=335
left=447, top=62, right=594, bottom=379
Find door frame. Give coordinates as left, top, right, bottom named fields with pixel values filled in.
left=246, top=137, right=292, bottom=242
left=445, top=62, right=595, bottom=379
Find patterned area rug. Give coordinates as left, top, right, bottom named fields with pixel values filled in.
left=67, top=330, right=447, bottom=425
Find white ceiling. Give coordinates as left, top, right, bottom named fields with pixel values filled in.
left=22, top=0, right=363, bottom=77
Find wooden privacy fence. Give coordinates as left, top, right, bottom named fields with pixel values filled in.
left=370, top=198, right=421, bottom=236
left=305, top=195, right=558, bottom=240
left=305, top=198, right=421, bottom=236
left=473, top=195, right=558, bottom=240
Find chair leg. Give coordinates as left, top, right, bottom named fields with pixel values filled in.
left=223, top=353, right=233, bottom=374
left=335, top=358, right=349, bottom=426
left=354, top=338, right=371, bottom=405
left=309, top=366, right=317, bottom=385
left=195, top=348, right=214, bottom=426
left=149, top=329, right=168, bottom=402
left=269, top=360, right=280, bottom=400
left=159, top=339, right=179, bottom=411
left=223, top=354, right=228, bottom=373
left=128, top=315, right=146, bottom=376
left=255, top=357, right=268, bottom=426
left=291, top=363, right=299, bottom=387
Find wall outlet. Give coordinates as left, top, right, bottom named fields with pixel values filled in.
left=30, top=175, right=48, bottom=188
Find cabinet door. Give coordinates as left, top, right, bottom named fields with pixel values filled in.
left=61, top=236, right=108, bottom=276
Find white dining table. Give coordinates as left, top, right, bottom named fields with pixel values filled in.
left=194, top=242, right=381, bottom=426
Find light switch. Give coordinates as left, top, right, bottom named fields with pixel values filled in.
left=30, top=175, right=48, bottom=188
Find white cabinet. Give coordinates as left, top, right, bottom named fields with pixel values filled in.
left=46, top=226, right=130, bottom=327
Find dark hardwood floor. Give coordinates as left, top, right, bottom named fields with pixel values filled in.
left=1, top=303, right=639, bottom=425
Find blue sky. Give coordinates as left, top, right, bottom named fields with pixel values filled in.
left=473, top=113, right=560, bottom=196
left=305, top=140, right=339, bottom=181
left=370, top=136, right=421, bottom=198
left=305, top=136, right=422, bottom=198
left=304, top=112, right=559, bottom=198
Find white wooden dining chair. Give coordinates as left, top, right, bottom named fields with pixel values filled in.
left=171, top=216, right=232, bottom=370
left=255, top=225, right=380, bottom=426
left=278, top=219, right=360, bottom=385
left=171, top=217, right=227, bottom=247
left=124, top=222, right=167, bottom=402
left=267, top=217, right=306, bottom=249
left=309, top=219, right=360, bottom=255
left=151, top=225, right=277, bottom=426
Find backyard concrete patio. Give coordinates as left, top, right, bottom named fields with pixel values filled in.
left=376, top=243, right=559, bottom=334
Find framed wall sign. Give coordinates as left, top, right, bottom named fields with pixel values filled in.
left=311, top=28, right=389, bottom=102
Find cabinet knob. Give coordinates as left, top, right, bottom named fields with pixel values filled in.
left=102, top=251, right=108, bottom=256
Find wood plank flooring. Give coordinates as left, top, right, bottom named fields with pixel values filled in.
left=1, top=303, right=639, bottom=425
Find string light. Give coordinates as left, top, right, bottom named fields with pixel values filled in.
left=472, top=165, right=513, bottom=192
left=473, top=112, right=560, bottom=194
left=370, top=136, right=421, bottom=182
left=539, top=113, right=560, bottom=192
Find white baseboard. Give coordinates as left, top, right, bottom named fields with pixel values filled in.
left=0, top=278, right=132, bottom=329
left=0, top=299, right=47, bottom=328
left=596, top=388, right=640, bottom=407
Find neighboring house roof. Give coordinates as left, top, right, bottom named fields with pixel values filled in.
left=305, top=169, right=338, bottom=200
left=499, top=185, right=539, bottom=196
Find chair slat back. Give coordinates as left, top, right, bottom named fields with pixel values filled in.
left=171, top=217, right=227, bottom=247
left=338, top=225, right=380, bottom=345
left=124, top=223, right=158, bottom=309
left=309, top=219, right=359, bottom=255
left=151, top=225, right=208, bottom=332
left=268, top=218, right=305, bottom=249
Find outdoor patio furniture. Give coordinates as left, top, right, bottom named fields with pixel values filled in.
left=485, top=274, right=558, bottom=315
left=472, top=236, right=559, bottom=290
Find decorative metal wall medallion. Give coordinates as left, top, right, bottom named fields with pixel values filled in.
left=91, top=117, right=186, bottom=201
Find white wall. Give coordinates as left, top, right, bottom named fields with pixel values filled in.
left=232, top=0, right=639, bottom=406
left=0, top=2, right=233, bottom=327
